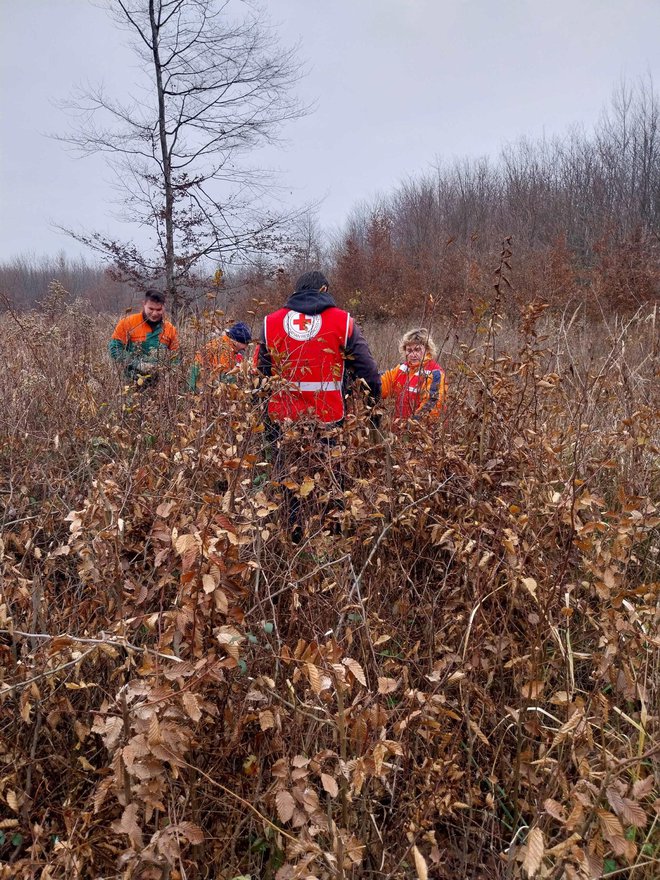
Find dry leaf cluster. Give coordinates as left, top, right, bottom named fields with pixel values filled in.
left=0, top=296, right=658, bottom=879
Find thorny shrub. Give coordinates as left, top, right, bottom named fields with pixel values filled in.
left=0, top=294, right=659, bottom=879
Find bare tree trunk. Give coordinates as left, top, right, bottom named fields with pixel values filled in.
left=149, top=0, right=176, bottom=310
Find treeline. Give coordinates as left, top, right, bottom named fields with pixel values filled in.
left=0, top=254, right=133, bottom=312
left=327, top=79, right=660, bottom=320
left=2, top=80, right=659, bottom=320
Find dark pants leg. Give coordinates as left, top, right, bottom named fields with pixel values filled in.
left=267, top=420, right=345, bottom=540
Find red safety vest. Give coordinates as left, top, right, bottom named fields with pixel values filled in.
left=390, top=360, right=444, bottom=418
left=264, top=307, right=353, bottom=423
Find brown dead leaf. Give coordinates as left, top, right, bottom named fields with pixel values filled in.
left=412, top=844, right=428, bottom=880
left=522, top=827, right=544, bottom=877
left=276, top=789, right=295, bottom=823
left=550, top=711, right=584, bottom=749
left=584, top=845, right=603, bottom=879
left=521, top=577, right=538, bottom=599
left=148, top=714, right=162, bottom=746
left=545, top=832, right=581, bottom=858
left=632, top=776, right=654, bottom=800
left=306, top=662, right=323, bottom=695
left=216, top=625, right=244, bottom=660
left=521, top=680, right=544, bottom=699
left=343, top=657, right=367, bottom=687
left=321, top=772, right=339, bottom=797
left=377, top=676, right=399, bottom=694
left=174, top=533, right=199, bottom=571
left=597, top=809, right=627, bottom=856
left=543, top=797, right=567, bottom=823
left=214, top=588, right=228, bottom=614
left=177, top=821, right=204, bottom=845
left=113, top=802, right=143, bottom=849
left=182, top=692, right=202, bottom=722
left=156, top=500, right=175, bottom=518
left=93, top=778, right=113, bottom=815
left=605, top=785, right=647, bottom=827
left=467, top=718, right=490, bottom=747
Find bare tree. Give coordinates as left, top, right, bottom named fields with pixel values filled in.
left=59, top=0, right=305, bottom=311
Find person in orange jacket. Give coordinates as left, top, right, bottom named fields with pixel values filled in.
left=188, top=322, right=251, bottom=390
left=108, top=289, right=179, bottom=382
left=381, top=328, right=445, bottom=421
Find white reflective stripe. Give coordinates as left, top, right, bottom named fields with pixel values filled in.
left=294, top=380, right=342, bottom=392
left=344, top=311, right=351, bottom=347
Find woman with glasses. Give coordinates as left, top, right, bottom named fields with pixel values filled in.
left=380, top=328, right=445, bottom=421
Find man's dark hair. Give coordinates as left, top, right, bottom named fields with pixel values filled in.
left=144, top=288, right=166, bottom=304
left=294, top=270, right=329, bottom=292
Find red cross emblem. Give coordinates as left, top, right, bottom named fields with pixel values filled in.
left=284, top=310, right=321, bottom=340
left=293, top=313, right=311, bottom=331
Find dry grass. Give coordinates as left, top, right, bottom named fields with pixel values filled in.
left=0, top=293, right=658, bottom=879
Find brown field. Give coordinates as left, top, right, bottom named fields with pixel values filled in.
left=0, top=293, right=658, bottom=879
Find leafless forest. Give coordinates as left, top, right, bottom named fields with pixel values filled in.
left=3, top=81, right=659, bottom=321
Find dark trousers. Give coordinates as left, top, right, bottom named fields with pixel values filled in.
left=266, top=419, right=345, bottom=535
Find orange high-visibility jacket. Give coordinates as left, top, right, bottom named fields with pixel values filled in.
left=381, top=358, right=446, bottom=419
left=189, top=332, right=245, bottom=390
left=195, top=333, right=240, bottom=374
left=110, top=311, right=179, bottom=357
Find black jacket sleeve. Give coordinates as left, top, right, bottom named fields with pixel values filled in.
left=256, top=340, right=272, bottom=377
left=344, top=323, right=381, bottom=402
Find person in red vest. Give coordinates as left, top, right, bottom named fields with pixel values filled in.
left=381, top=328, right=446, bottom=421
left=257, top=270, right=381, bottom=424
left=257, top=270, right=380, bottom=541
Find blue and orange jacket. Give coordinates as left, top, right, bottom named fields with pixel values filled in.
left=381, top=358, right=445, bottom=419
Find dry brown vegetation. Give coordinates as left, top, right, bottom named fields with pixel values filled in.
left=0, top=286, right=659, bottom=879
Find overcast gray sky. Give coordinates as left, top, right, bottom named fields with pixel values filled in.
left=1, top=0, right=659, bottom=262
